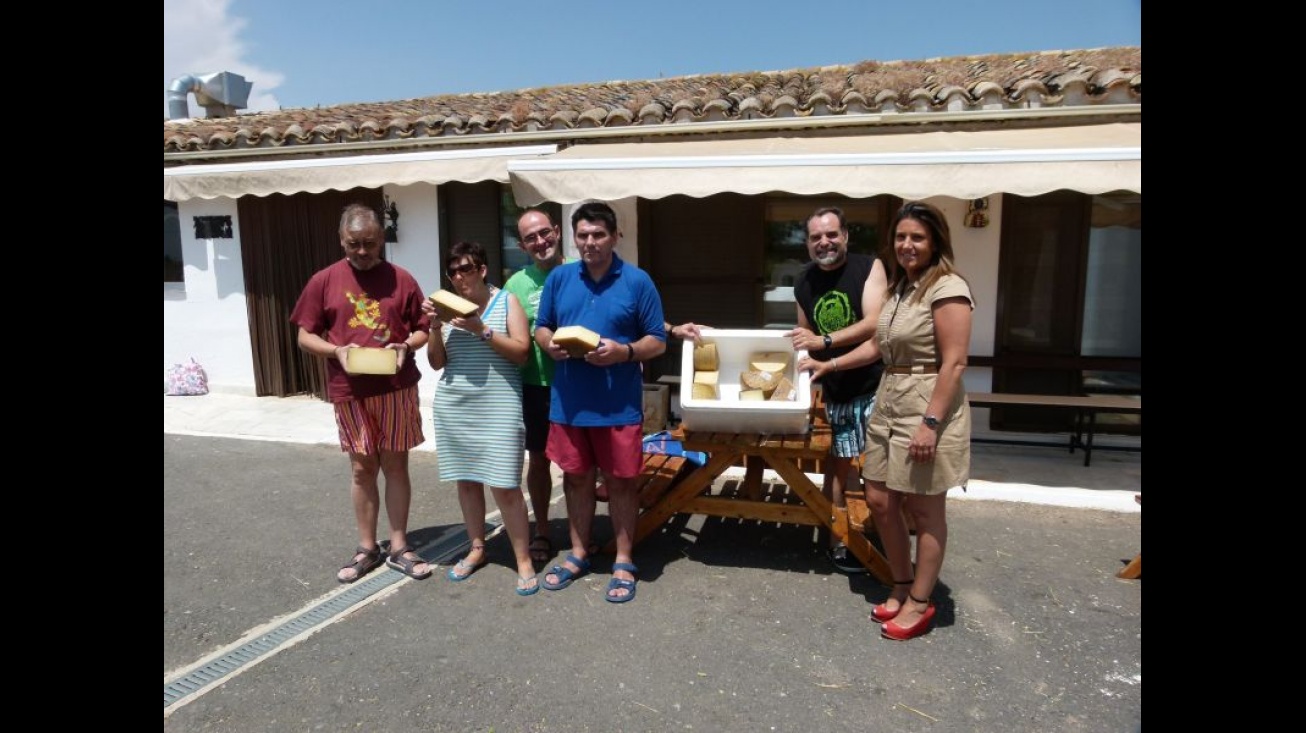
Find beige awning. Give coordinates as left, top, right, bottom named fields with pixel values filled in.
left=164, top=144, right=558, bottom=201
left=508, top=124, right=1140, bottom=205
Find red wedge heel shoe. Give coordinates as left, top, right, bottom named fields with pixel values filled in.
left=870, top=579, right=914, bottom=624
left=880, top=595, right=936, bottom=641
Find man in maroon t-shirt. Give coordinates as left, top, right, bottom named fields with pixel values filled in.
left=289, top=203, right=433, bottom=583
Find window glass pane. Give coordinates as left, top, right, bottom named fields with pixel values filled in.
left=164, top=201, right=184, bottom=285
left=761, top=197, right=887, bottom=328
left=1081, top=192, right=1141, bottom=357
left=499, top=186, right=561, bottom=284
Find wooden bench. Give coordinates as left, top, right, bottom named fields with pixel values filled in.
left=634, top=452, right=690, bottom=508
left=967, top=392, right=1141, bottom=466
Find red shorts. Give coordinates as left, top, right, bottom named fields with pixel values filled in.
left=546, top=423, right=643, bottom=478
left=333, top=385, right=425, bottom=455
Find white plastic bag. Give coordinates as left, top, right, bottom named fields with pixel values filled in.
left=165, top=358, right=209, bottom=396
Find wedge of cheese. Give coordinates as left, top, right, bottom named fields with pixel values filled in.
left=749, top=351, right=791, bottom=374
left=739, top=389, right=766, bottom=401
left=693, top=341, right=719, bottom=371
left=691, top=383, right=719, bottom=400
left=739, top=369, right=780, bottom=398
left=554, top=325, right=601, bottom=358
left=693, top=370, right=719, bottom=386
left=344, top=347, right=398, bottom=375
left=768, top=376, right=797, bottom=402
left=428, top=289, right=479, bottom=321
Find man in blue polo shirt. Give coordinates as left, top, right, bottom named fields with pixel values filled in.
left=533, top=201, right=666, bottom=604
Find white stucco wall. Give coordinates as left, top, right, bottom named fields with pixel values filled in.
left=163, top=197, right=255, bottom=394
left=922, top=196, right=1001, bottom=396
left=379, top=183, right=443, bottom=405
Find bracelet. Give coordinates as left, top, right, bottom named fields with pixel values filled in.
left=481, top=328, right=494, bottom=341
left=830, top=357, right=838, bottom=372
left=626, top=343, right=635, bottom=362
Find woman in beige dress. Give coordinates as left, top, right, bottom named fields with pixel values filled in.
left=861, top=201, right=974, bottom=641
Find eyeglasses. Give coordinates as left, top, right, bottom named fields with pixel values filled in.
left=521, top=227, right=556, bottom=245
left=446, top=263, right=478, bottom=278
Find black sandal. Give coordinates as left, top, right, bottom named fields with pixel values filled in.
left=385, top=546, right=433, bottom=580
left=337, top=545, right=383, bottom=584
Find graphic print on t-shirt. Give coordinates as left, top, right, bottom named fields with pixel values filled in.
left=813, top=290, right=854, bottom=335
left=346, top=290, right=392, bottom=344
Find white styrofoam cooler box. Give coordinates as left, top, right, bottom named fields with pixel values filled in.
left=679, top=328, right=812, bottom=435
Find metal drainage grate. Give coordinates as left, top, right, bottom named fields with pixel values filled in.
left=164, top=529, right=482, bottom=710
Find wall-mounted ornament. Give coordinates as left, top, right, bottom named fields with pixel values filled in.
left=965, top=198, right=990, bottom=228
left=193, top=215, right=233, bottom=239
left=384, top=195, right=399, bottom=243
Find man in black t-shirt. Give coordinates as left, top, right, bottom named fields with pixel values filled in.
left=787, top=207, right=887, bottom=574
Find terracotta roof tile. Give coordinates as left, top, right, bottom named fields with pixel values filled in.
left=164, top=47, right=1140, bottom=154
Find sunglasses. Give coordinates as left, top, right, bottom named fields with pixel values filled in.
left=446, top=263, right=479, bottom=278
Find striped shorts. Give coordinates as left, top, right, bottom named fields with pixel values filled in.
left=825, top=392, right=875, bottom=459
left=333, top=385, right=425, bottom=455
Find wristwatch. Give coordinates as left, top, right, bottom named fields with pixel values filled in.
left=823, top=334, right=833, bottom=350
left=481, top=328, right=494, bottom=341
left=922, top=415, right=940, bottom=430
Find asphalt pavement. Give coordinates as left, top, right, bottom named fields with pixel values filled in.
left=164, top=400, right=1142, bottom=732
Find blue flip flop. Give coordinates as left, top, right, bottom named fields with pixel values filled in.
left=541, top=553, right=590, bottom=591
left=516, top=574, right=540, bottom=596
left=605, top=562, right=639, bottom=604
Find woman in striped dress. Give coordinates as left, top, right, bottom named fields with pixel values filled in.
left=424, top=241, right=538, bottom=595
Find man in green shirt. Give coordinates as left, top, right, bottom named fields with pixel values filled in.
left=504, top=209, right=569, bottom=564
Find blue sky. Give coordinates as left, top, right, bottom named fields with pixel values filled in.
left=164, top=0, right=1141, bottom=117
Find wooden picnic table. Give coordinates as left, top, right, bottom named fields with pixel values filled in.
left=627, top=396, right=893, bottom=584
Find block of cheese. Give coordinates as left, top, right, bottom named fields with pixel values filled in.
left=691, top=382, right=719, bottom=400
left=344, top=347, right=398, bottom=375
left=749, top=351, right=791, bottom=374
left=428, top=289, right=479, bottom=321
left=739, top=369, right=780, bottom=398
left=768, top=376, right=797, bottom=402
left=739, top=389, right=766, bottom=401
left=693, top=370, right=719, bottom=386
left=693, top=341, right=719, bottom=371
left=554, top=325, right=601, bottom=357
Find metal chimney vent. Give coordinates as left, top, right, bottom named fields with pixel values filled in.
left=167, top=71, right=253, bottom=120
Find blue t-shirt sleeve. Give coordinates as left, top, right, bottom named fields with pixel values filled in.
left=636, top=271, right=666, bottom=341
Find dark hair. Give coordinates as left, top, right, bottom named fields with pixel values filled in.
left=571, top=201, right=618, bottom=234
left=446, top=241, right=488, bottom=270
left=807, top=206, right=847, bottom=231
left=886, top=201, right=967, bottom=303
left=338, top=202, right=383, bottom=235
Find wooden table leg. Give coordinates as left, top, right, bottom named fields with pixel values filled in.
left=1116, top=553, right=1141, bottom=579
left=1116, top=493, right=1140, bottom=578
left=631, top=451, right=738, bottom=546
left=742, top=455, right=765, bottom=500
left=767, top=455, right=893, bottom=584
